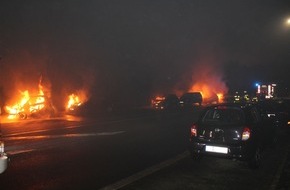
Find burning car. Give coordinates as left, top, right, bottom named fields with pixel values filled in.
left=65, top=92, right=90, bottom=115
left=6, top=95, right=56, bottom=120
left=152, top=94, right=180, bottom=110
left=151, top=96, right=165, bottom=109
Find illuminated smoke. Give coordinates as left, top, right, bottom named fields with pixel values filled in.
left=189, top=63, right=228, bottom=103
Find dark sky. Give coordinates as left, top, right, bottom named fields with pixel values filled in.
left=0, top=0, right=290, bottom=107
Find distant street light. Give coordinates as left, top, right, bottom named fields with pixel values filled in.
left=287, top=18, right=290, bottom=25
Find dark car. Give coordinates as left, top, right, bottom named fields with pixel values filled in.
left=180, top=92, right=202, bottom=108
left=188, top=103, right=276, bottom=169
left=256, top=98, right=290, bottom=129
left=153, top=94, right=180, bottom=110
left=275, top=98, right=290, bottom=128
left=255, top=99, right=282, bottom=129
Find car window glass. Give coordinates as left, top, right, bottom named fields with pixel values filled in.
left=202, top=108, right=244, bottom=125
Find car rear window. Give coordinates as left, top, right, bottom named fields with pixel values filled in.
left=201, top=107, right=245, bottom=125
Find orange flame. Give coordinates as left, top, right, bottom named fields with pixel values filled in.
left=188, top=63, right=228, bottom=104
left=5, top=90, right=30, bottom=118
left=151, top=96, right=165, bottom=108
left=190, top=82, right=224, bottom=104
left=5, top=88, right=46, bottom=119
left=67, top=94, right=82, bottom=110
left=66, top=90, right=88, bottom=111
left=216, top=93, right=224, bottom=103
left=4, top=76, right=48, bottom=119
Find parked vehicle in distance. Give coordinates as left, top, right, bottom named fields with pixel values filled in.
left=256, top=98, right=290, bottom=129
left=255, top=99, right=281, bottom=128
left=180, top=92, right=202, bottom=108
left=275, top=98, right=290, bottom=128
left=189, top=103, right=276, bottom=169
left=152, top=94, right=180, bottom=111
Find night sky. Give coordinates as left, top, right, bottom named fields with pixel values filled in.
left=0, top=0, right=290, bottom=108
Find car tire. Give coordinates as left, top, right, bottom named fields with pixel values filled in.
left=248, top=147, right=262, bottom=169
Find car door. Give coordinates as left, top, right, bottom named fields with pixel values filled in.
left=251, top=107, right=272, bottom=147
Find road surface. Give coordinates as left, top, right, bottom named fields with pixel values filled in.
left=0, top=109, right=288, bottom=190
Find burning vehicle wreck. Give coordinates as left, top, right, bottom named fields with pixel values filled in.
left=65, top=92, right=90, bottom=115
left=18, top=95, right=56, bottom=119
left=3, top=77, right=89, bottom=119
left=5, top=94, right=56, bottom=120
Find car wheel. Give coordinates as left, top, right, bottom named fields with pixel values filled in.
left=248, top=147, right=262, bottom=169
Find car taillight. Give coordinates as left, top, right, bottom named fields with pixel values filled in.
left=190, top=124, right=197, bottom=137
left=242, top=127, right=251, bottom=141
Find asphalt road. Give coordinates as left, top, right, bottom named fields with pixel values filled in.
left=0, top=109, right=288, bottom=190
left=0, top=110, right=193, bottom=189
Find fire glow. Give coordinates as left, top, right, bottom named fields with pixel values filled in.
left=5, top=87, right=46, bottom=119
left=66, top=91, right=88, bottom=111
left=189, top=64, right=228, bottom=104
left=67, top=94, right=82, bottom=110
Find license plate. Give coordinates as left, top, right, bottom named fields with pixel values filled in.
left=205, top=145, right=228, bottom=154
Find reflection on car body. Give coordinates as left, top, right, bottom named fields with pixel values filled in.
left=189, top=103, right=277, bottom=169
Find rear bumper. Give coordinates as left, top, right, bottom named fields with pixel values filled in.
left=189, top=141, right=252, bottom=161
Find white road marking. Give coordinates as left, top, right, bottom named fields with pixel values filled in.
left=8, top=149, right=36, bottom=155
left=4, top=117, right=139, bottom=137
left=4, top=131, right=125, bottom=141
left=99, top=151, right=190, bottom=190
left=5, top=131, right=125, bottom=155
